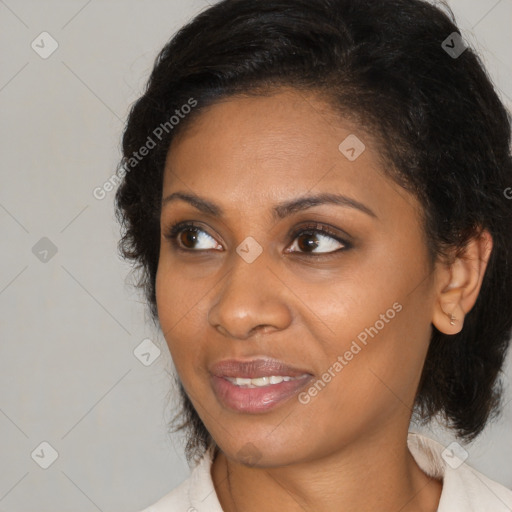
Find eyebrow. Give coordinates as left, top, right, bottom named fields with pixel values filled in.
left=161, top=191, right=377, bottom=219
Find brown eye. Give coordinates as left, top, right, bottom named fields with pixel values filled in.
left=296, top=232, right=321, bottom=252
left=164, top=222, right=222, bottom=251
left=288, top=229, right=346, bottom=255
left=179, top=227, right=201, bottom=249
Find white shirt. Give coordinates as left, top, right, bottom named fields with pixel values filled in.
left=139, top=432, right=512, bottom=511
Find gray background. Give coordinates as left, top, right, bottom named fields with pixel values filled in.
left=0, top=0, right=511, bottom=510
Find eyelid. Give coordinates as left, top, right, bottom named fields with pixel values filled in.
left=287, top=222, right=352, bottom=246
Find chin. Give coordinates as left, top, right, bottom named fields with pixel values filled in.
left=215, top=430, right=311, bottom=468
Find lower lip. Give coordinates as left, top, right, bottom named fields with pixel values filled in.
left=210, top=374, right=314, bottom=413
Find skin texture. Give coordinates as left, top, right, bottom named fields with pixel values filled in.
left=155, top=88, right=492, bottom=512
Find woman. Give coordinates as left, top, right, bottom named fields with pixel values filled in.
left=115, top=0, right=512, bottom=510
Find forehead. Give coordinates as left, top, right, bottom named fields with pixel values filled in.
left=162, top=89, right=415, bottom=223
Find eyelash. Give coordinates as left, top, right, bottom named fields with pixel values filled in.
left=164, top=221, right=352, bottom=257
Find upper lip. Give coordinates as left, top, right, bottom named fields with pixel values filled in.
left=210, top=357, right=313, bottom=379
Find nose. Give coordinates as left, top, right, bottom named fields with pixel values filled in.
left=207, top=252, right=293, bottom=340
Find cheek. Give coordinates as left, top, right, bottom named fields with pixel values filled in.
left=307, top=247, right=433, bottom=408
left=155, top=259, right=208, bottom=377
left=292, top=309, right=428, bottom=452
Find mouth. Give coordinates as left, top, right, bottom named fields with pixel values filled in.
left=209, top=358, right=314, bottom=413
left=224, top=374, right=308, bottom=387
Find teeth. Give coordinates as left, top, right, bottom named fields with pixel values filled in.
left=225, top=375, right=306, bottom=388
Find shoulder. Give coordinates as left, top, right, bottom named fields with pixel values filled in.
left=408, top=432, right=512, bottom=512
left=136, top=447, right=223, bottom=512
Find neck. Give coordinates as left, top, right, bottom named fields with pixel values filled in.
left=211, top=428, right=442, bottom=512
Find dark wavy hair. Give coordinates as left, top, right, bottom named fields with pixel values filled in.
left=115, top=0, right=512, bottom=462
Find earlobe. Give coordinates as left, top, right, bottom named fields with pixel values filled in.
left=433, top=284, right=466, bottom=334
left=432, top=229, right=493, bottom=335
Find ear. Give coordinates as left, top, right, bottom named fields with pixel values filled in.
left=432, top=229, right=493, bottom=335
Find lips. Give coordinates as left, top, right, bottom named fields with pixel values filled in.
left=209, top=357, right=314, bottom=413
left=210, top=357, right=312, bottom=379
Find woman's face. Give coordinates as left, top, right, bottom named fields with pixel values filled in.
left=156, top=88, right=439, bottom=466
